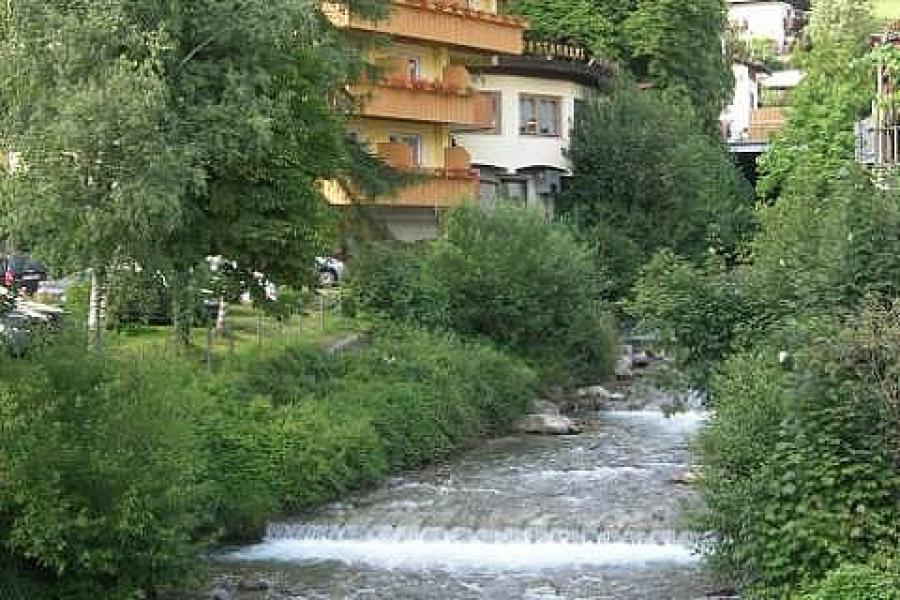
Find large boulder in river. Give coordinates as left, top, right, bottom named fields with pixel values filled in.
left=532, top=399, right=561, bottom=415
left=515, top=413, right=582, bottom=435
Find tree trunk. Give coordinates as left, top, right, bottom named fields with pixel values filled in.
left=171, top=269, right=193, bottom=347
left=87, top=267, right=107, bottom=349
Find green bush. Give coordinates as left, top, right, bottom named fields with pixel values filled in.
left=351, top=204, right=617, bottom=384
left=697, top=311, right=900, bottom=598
left=630, top=250, right=748, bottom=385
left=0, top=335, right=212, bottom=598
left=802, top=562, right=900, bottom=600
left=230, top=324, right=536, bottom=512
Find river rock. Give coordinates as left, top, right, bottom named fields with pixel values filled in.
left=532, top=399, right=561, bottom=415
left=632, top=350, right=653, bottom=368
left=208, top=587, right=237, bottom=600
left=238, top=575, right=271, bottom=591
left=670, top=470, right=700, bottom=485
left=576, top=385, right=626, bottom=402
left=515, top=413, right=582, bottom=435
left=615, top=356, right=634, bottom=379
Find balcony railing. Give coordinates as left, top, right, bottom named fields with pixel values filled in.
left=355, top=68, right=494, bottom=128
left=326, top=145, right=479, bottom=207
left=323, top=1, right=526, bottom=55
left=382, top=174, right=478, bottom=207
left=523, top=39, right=589, bottom=61
left=856, top=122, right=900, bottom=165
left=748, top=107, right=785, bottom=143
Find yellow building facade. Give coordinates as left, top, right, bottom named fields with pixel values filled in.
left=325, top=0, right=526, bottom=240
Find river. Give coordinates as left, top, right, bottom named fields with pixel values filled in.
left=217, top=389, right=717, bottom=599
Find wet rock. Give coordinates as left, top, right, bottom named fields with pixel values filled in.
left=208, top=586, right=237, bottom=600
left=576, top=385, right=626, bottom=402
left=532, top=399, right=561, bottom=415
left=632, top=350, right=653, bottom=368
left=515, top=413, right=582, bottom=435
left=670, top=470, right=700, bottom=485
left=238, top=575, right=271, bottom=591
left=615, top=355, right=634, bottom=379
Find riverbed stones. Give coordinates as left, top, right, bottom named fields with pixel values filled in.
left=237, top=575, right=271, bottom=591
left=515, top=413, right=583, bottom=435
left=576, top=385, right=626, bottom=402
left=615, top=355, right=634, bottom=379
left=670, top=470, right=700, bottom=485
left=532, top=399, right=561, bottom=415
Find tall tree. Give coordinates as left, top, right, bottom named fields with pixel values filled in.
left=757, top=0, right=874, bottom=198
left=559, top=82, right=755, bottom=298
left=0, top=0, right=388, bottom=342
left=0, top=1, right=195, bottom=345
left=512, top=0, right=733, bottom=130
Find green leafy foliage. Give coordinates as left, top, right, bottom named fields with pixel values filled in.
left=209, top=324, right=537, bottom=531
left=1, top=323, right=537, bottom=594
left=629, top=251, right=747, bottom=385
left=511, top=0, right=732, bottom=129
left=561, top=83, right=755, bottom=298
left=697, top=311, right=900, bottom=598
left=802, top=561, right=900, bottom=599
left=350, top=204, right=618, bottom=384
left=0, top=336, right=212, bottom=598
left=758, top=0, right=874, bottom=198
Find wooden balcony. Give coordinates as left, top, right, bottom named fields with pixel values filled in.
left=327, top=145, right=478, bottom=207
left=355, top=69, right=493, bottom=128
left=383, top=174, right=478, bottom=207
left=748, top=107, right=785, bottom=142
left=323, top=1, right=526, bottom=55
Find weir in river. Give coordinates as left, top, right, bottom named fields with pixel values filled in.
left=220, top=403, right=713, bottom=598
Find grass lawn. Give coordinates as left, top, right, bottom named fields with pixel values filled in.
left=874, top=0, right=900, bottom=21
left=107, top=295, right=368, bottom=368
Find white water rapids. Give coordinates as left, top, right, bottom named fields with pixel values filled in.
left=220, top=407, right=715, bottom=598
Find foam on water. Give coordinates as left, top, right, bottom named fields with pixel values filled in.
left=226, top=537, right=697, bottom=571
left=602, top=410, right=709, bottom=433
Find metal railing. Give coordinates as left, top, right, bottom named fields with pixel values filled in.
left=856, top=123, right=900, bottom=165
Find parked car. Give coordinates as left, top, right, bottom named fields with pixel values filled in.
left=316, top=256, right=345, bottom=287
left=1, top=253, right=48, bottom=295
left=36, top=271, right=88, bottom=304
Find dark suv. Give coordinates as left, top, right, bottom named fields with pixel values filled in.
left=1, top=254, right=48, bottom=295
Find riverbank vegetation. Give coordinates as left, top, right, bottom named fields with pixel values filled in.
left=628, top=0, right=900, bottom=596
left=350, top=205, right=617, bottom=384
left=0, top=323, right=536, bottom=598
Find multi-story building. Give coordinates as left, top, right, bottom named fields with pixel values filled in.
left=324, top=1, right=527, bottom=241
left=727, top=0, right=801, bottom=53
left=724, top=0, right=804, bottom=178
left=456, top=41, right=610, bottom=216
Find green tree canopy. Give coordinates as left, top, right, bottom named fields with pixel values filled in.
left=511, top=0, right=733, bottom=129
left=559, top=82, right=755, bottom=298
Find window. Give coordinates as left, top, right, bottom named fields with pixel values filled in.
left=407, top=57, right=421, bottom=81
left=519, top=94, right=561, bottom=136
left=481, top=91, right=502, bottom=135
left=389, top=134, right=423, bottom=167
left=502, top=178, right=528, bottom=201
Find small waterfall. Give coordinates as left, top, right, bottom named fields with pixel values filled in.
left=226, top=524, right=698, bottom=570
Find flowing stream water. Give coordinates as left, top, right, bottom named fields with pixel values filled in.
left=219, top=402, right=714, bottom=599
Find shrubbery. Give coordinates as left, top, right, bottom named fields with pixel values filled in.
left=0, top=337, right=212, bottom=598
left=0, top=324, right=537, bottom=596
left=802, top=561, right=900, bottom=600
left=696, top=308, right=900, bottom=598
left=351, top=204, right=617, bottom=384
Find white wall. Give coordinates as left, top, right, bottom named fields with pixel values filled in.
left=722, top=63, right=759, bottom=141
left=456, top=74, right=589, bottom=174
left=727, top=2, right=794, bottom=52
